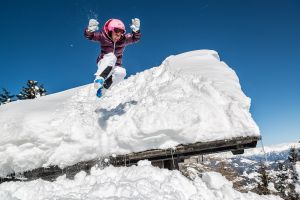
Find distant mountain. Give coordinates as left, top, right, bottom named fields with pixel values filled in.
left=181, top=141, right=300, bottom=196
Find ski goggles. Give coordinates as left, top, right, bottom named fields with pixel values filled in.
left=113, top=28, right=125, bottom=34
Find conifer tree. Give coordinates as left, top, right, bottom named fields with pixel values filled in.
left=274, top=161, right=288, bottom=198
left=0, top=88, right=15, bottom=105
left=17, top=80, right=46, bottom=100
left=38, top=84, right=46, bottom=96
left=288, top=146, right=299, bottom=163
left=286, top=146, right=299, bottom=200
left=256, top=161, right=271, bottom=195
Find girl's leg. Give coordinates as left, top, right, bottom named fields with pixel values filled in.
left=111, top=66, right=126, bottom=87
left=103, top=66, right=126, bottom=89
left=95, top=53, right=117, bottom=78
left=94, top=53, right=117, bottom=89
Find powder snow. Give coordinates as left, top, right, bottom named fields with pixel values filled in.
left=0, top=50, right=260, bottom=176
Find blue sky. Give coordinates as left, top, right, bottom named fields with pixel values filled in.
left=0, top=0, right=299, bottom=145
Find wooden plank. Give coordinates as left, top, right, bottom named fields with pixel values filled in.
left=0, top=136, right=260, bottom=183
left=113, top=136, right=260, bottom=165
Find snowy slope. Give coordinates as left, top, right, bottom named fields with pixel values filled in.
left=0, top=50, right=260, bottom=176
left=0, top=161, right=280, bottom=200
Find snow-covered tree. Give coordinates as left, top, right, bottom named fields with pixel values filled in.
left=286, top=147, right=299, bottom=200
left=274, top=161, right=289, bottom=198
left=288, top=146, right=299, bottom=163
left=0, top=88, right=15, bottom=105
left=17, top=80, right=46, bottom=100
left=256, top=161, right=271, bottom=195
left=38, top=84, right=46, bottom=96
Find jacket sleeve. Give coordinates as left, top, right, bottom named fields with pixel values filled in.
left=124, top=31, right=141, bottom=45
left=84, top=28, right=104, bottom=42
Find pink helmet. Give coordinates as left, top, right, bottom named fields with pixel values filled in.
left=104, top=19, right=126, bottom=34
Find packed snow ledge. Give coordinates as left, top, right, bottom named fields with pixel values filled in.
left=0, top=50, right=260, bottom=176
left=0, top=161, right=279, bottom=200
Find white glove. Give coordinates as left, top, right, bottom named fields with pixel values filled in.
left=130, top=18, right=140, bottom=33
left=87, top=19, right=99, bottom=32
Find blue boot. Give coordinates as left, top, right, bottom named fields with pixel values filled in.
left=96, top=87, right=103, bottom=97
left=94, top=77, right=105, bottom=98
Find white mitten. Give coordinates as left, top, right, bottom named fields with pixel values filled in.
left=87, top=19, right=99, bottom=32
left=130, top=18, right=140, bottom=33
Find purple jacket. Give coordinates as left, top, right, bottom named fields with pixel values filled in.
left=84, top=28, right=141, bottom=66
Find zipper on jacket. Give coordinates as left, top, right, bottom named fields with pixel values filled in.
left=113, top=42, right=116, bottom=54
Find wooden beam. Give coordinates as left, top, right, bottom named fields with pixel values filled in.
left=0, top=136, right=260, bottom=183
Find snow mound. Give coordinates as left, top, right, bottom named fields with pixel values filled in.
left=0, top=50, right=260, bottom=176
left=202, top=171, right=233, bottom=190
left=0, top=165, right=280, bottom=200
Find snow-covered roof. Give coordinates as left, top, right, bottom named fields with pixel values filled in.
left=0, top=50, right=260, bottom=176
